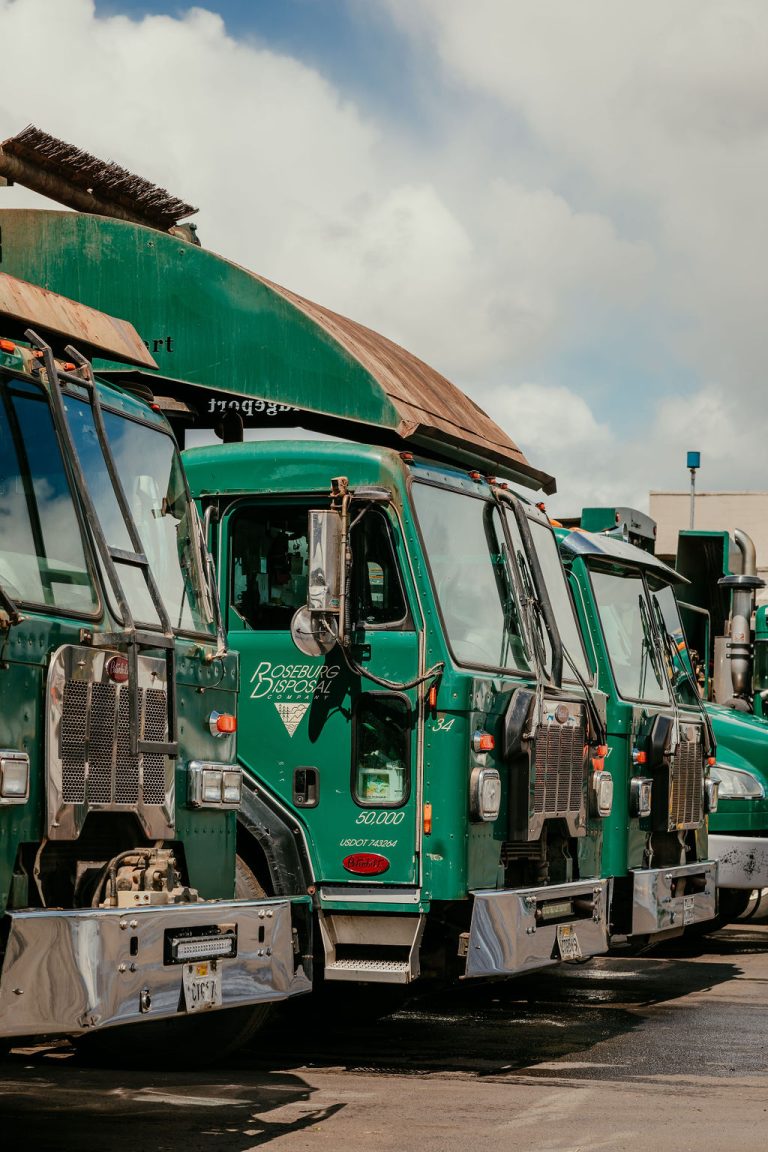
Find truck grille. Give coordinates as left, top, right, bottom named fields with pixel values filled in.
left=61, top=680, right=167, bottom=806
left=533, top=710, right=587, bottom=818
left=47, top=644, right=174, bottom=840
left=670, top=734, right=703, bottom=828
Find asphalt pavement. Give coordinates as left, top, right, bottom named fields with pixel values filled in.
left=2, top=900, right=768, bottom=1151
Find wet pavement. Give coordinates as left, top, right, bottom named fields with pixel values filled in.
left=3, top=903, right=768, bottom=1150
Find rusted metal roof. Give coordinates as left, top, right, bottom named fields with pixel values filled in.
left=0, top=271, right=157, bottom=369
left=0, top=208, right=555, bottom=492
left=0, top=126, right=197, bottom=230
left=258, top=275, right=555, bottom=493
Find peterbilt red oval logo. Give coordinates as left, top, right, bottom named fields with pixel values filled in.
left=343, top=853, right=390, bottom=876
left=106, top=655, right=129, bottom=683
left=554, top=703, right=570, bottom=724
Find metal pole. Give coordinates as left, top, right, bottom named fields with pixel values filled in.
left=686, top=451, right=701, bottom=531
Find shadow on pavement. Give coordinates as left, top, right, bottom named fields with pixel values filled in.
left=255, top=948, right=745, bottom=1080
left=0, top=1054, right=344, bottom=1151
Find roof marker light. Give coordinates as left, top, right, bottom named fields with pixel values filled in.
left=0, top=339, right=16, bottom=353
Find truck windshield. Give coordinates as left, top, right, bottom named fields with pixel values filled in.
left=412, top=482, right=532, bottom=673
left=66, top=396, right=215, bottom=636
left=524, top=517, right=591, bottom=681
left=0, top=377, right=97, bottom=614
left=591, top=568, right=669, bottom=703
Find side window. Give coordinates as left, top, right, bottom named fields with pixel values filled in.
left=229, top=504, right=408, bottom=632
left=352, top=509, right=408, bottom=627
left=229, top=506, right=309, bottom=631
left=352, top=693, right=411, bottom=807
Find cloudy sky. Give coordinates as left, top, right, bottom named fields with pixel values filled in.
left=1, top=0, right=767, bottom=513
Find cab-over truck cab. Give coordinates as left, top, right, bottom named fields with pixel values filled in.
left=186, top=440, right=615, bottom=986
left=557, top=525, right=718, bottom=941
left=0, top=275, right=310, bottom=1046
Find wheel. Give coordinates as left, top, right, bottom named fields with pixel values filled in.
left=717, top=887, right=754, bottom=926
left=76, top=857, right=273, bottom=1068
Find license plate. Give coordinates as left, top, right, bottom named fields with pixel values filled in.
left=182, top=960, right=222, bottom=1012
left=556, top=923, right=582, bottom=960
left=683, top=895, right=696, bottom=925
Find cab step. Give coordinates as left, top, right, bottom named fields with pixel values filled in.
left=318, top=912, right=426, bottom=984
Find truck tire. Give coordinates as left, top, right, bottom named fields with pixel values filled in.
left=76, top=857, right=273, bottom=1068
left=717, top=886, right=754, bottom=926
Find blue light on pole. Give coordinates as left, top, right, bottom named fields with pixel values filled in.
left=688, top=450, right=701, bottom=528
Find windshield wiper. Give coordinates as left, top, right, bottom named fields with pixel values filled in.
left=637, top=592, right=665, bottom=696
left=652, top=594, right=717, bottom=753
left=0, top=581, right=22, bottom=628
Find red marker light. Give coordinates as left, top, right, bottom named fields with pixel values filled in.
left=633, top=750, right=647, bottom=765
left=343, top=853, right=390, bottom=876
left=400, top=452, right=414, bottom=463
left=0, top=339, right=16, bottom=353
left=428, top=684, right=438, bottom=708
left=423, top=802, right=433, bottom=835
left=469, top=470, right=482, bottom=481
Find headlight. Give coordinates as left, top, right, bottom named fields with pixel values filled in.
left=705, top=778, right=719, bottom=813
left=469, top=766, right=501, bottom=821
left=630, top=776, right=653, bottom=818
left=710, top=765, right=765, bottom=799
left=188, top=762, right=243, bottom=809
left=0, top=751, right=30, bottom=804
left=591, top=770, right=613, bottom=818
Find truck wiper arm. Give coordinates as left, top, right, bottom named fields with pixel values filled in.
left=0, top=581, right=22, bottom=627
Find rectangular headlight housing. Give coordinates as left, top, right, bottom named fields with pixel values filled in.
left=188, top=762, right=243, bottom=810
left=469, top=766, right=501, bottom=822
left=0, top=751, right=30, bottom=804
left=591, top=769, right=613, bottom=818
left=630, top=776, right=653, bottom=819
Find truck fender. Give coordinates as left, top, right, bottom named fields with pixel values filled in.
left=237, top=776, right=312, bottom=898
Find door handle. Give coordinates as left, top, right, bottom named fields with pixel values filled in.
left=293, top=766, right=319, bottom=807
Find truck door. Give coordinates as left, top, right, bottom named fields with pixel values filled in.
left=222, top=499, right=422, bottom=887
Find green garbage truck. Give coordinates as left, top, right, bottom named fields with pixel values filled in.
left=0, top=197, right=622, bottom=987
left=667, top=525, right=768, bottom=918
left=0, top=271, right=310, bottom=1046
left=565, top=507, right=768, bottom=924
left=554, top=515, right=718, bottom=940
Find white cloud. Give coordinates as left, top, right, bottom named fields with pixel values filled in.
left=0, top=1, right=651, bottom=385
left=0, top=0, right=765, bottom=514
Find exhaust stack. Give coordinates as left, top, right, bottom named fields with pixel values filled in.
left=719, top=529, right=764, bottom=707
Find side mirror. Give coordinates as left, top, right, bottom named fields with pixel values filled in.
left=307, top=510, right=342, bottom=613
left=291, top=510, right=342, bottom=657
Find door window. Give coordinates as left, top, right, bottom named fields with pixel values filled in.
left=352, top=693, right=411, bottom=807
left=229, top=504, right=407, bottom=631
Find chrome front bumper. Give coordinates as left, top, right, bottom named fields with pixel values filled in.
left=0, top=897, right=311, bottom=1039
left=710, top=834, right=768, bottom=890
left=465, top=879, right=610, bottom=978
left=631, top=861, right=717, bottom=935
